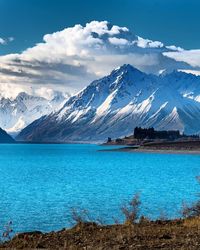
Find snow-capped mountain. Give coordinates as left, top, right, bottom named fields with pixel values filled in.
left=17, top=64, right=200, bottom=142
left=0, top=91, right=69, bottom=136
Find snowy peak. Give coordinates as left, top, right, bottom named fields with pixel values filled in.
left=64, top=64, right=152, bottom=111
left=108, top=64, right=148, bottom=89
left=15, top=92, right=46, bottom=103
left=111, top=64, right=144, bottom=76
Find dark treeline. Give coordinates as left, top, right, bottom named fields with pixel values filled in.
left=106, top=127, right=200, bottom=143
left=133, top=127, right=199, bottom=140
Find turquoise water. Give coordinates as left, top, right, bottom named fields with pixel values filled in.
left=0, top=144, right=200, bottom=233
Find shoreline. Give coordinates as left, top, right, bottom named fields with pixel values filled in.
left=100, top=146, right=200, bottom=155
left=101, top=140, right=200, bottom=155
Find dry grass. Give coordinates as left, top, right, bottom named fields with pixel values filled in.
left=183, top=216, right=200, bottom=228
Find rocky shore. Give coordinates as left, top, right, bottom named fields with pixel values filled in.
left=1, top=218, right=200, bottom=249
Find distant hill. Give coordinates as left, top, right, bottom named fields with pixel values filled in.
left=0, top=128, right=15, bottom=143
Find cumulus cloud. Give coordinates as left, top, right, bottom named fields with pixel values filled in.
left=108, top=37, right=130, bottom=45
left=165, top=45, right=183, bottom=52
left=0, top=21, right=199, bottom=98
left=136, top=36, right=164, bottom=48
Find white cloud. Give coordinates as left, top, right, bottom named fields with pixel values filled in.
left=0, top=38, right=6, bottom=45
left=34, top=87, right=55, bottom=100
left=0, top=36, right=14, bottom=45
left=0, top=21, right=199, bottom=98
left=136, top=36, right=164, bottom=48
left=0, top=83, right=65, bottom=100
left=166, top=45, right=183, bottom=51
left=8, top=37, right=14, bottom=42
left=163, top=49, right=200, bottom=67
left=109, top=37, right=130, bottom=45
left=0, top=83, right=31, bottom=99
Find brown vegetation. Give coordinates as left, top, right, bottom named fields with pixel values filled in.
left=121, top=193, right=141, bottom=225
left=2, top=218, right=200, bottom=249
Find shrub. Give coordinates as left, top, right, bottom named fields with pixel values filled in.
left=69, top=207, right=90, bottom=225
left=121, top=193, right=141, bottom=225
left=182, top=201, right=200, bottom=218
left=182, top=176, right=200, bottom=218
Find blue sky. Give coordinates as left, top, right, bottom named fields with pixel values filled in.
left=0, top=0, right=200, bottom=98
left=0, top=0, right=200, bottom=55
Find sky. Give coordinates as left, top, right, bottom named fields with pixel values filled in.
left=0, top=0, right=200, bottom=98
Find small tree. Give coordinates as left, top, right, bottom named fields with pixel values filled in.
left=69, top=207, right=90, bottom=225
left=182, top=176, right=200, bottom=218
left=121, top=193, right=141, bottom=225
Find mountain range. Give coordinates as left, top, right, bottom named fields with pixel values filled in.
left=16, top=64, right=200, bottom=143
left=0, top=91, right=69, bottom=136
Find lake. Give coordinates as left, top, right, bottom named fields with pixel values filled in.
left=0, top=144, right=200, bottom=233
